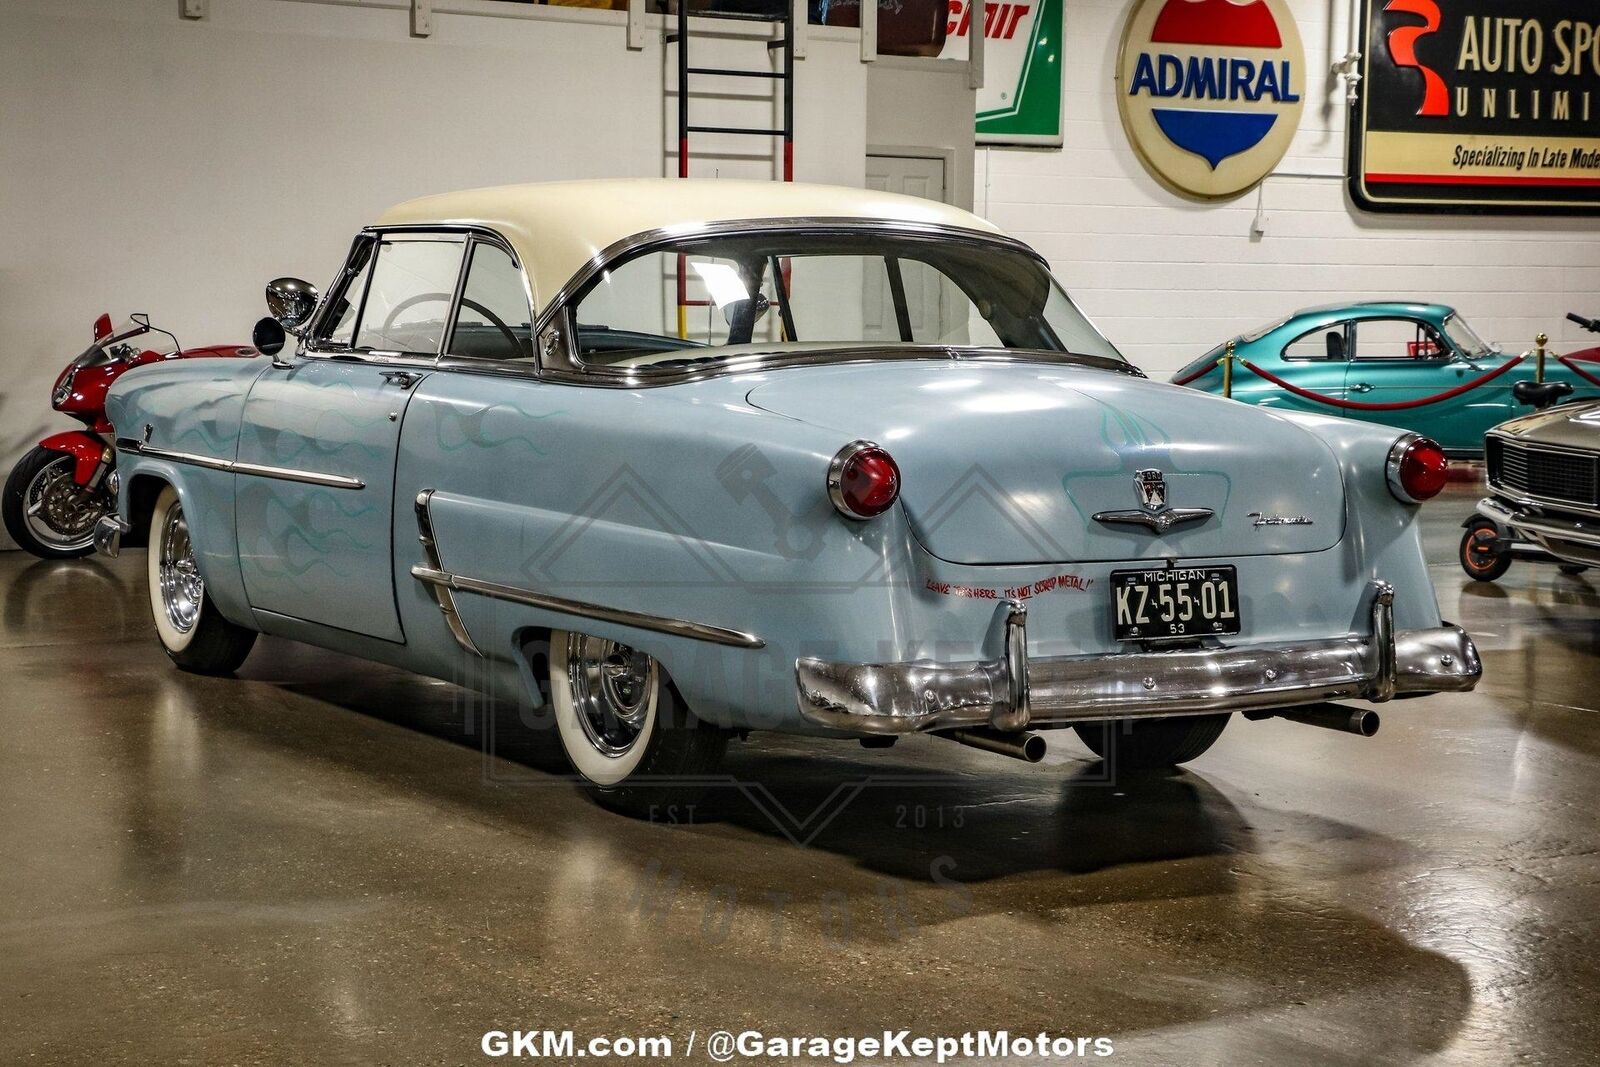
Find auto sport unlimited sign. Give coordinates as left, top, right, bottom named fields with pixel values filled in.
left=1115, top=0, right=1306, bottom=199
left=940, top=0, right=1064, bottom=146
left=1350, top=1, right=1600, bottom=213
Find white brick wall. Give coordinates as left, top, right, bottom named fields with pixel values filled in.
left=978, top=0, right=1600, bottom=377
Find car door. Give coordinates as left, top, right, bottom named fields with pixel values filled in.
left=236, top=231, right=466, bottom=641
left=1341, top=317, right=1502, bottom=451
left=1273, top=320, right=1351, bottom=410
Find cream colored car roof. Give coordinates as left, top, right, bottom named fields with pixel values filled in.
left=377, top=178, right=1007, bottom=313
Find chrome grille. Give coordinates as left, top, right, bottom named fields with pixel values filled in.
left=1489, top=437, right=1599, bottom=506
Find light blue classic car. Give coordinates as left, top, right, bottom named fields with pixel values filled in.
left=95, top=180, right=1480, bottom=814
left=1172, top=302, right=1597, bottom=457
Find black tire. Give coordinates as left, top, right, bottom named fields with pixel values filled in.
left=2, top=446, right=105, bottom=559
left=147, top=485, right=256, bottom=674
left=548, top=630, right=728, bottom=818
left=1460, top=519, right=1512, bottom=582
left=1073, top=714, right=1230, bottom=771
left=1559, top=563, right=1589, bottom=576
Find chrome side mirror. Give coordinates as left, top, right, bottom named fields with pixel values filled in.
left=265, top=278, right=318, bottom=335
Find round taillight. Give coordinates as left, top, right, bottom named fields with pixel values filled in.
left=828, top=441, right=900, bottom=519
left=1387, top=434, right=1449, bottom=504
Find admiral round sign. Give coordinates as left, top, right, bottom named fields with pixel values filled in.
left=1116, top=0, right=1306, bottom=199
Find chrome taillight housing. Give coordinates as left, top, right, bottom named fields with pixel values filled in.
left=827, top=440, right=901, bottom=519
left=1386, top=434, right=1449, bottom=504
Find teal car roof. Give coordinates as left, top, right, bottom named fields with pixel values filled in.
left=1289, top=301, right=1456, bottom=326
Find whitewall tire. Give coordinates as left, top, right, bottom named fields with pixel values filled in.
left=548, top=629, right=729, bottom=814
left=146, top=485, right=256, bottom=674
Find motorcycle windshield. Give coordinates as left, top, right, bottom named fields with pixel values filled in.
left=73, top=319, right=176, bottom=369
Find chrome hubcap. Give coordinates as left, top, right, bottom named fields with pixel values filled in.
left=159, top=503, right=204, bottom=634
left=23, top=456, right=107, bottom=550
left=567, top=634, right=657, bottom=757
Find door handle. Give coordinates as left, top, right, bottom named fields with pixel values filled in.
left=1350, top=382, right=1375, bottom=394
left=381, top=370, right=423, bottom=390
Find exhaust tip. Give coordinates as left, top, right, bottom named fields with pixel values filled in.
left=1353, top=709, right=1380, bottom=737
left=1020, top=733, right=1047, bottom=763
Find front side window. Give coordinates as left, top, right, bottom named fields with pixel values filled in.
left=1351, top=318, right=1447, bottom=361
left=449, top=241, right=534, bottom=361
left=351, top=237, right=465, bottom=356
left=568, top=231, right=1123, bottom=371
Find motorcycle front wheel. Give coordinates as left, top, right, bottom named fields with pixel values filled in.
left=2, top=446, right=108, bottom=559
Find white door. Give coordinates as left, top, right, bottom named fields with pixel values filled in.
left=864, top=156, right=957, bottom=343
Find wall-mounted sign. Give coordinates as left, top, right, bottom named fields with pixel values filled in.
left=1115, top=0, right=1306, bottom=199
left=939, top=0, right=1064, bottom=146
left=1349, top=0, right=1600, bottom=213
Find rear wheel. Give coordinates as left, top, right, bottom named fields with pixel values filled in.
left=1073, top=714, right=1230, bottom=771
left=549, top=630, right=728, bottom=817
left=1459, top=519, right=1512, bottom=582
left=147, top=485, right=256, bottom=674
left=2, top=447, right=108, bottom=559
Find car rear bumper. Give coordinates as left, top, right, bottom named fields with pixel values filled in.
left=795, top=580, right=1480, bottom=735
left=1479, top=495, right=1600, bottom=564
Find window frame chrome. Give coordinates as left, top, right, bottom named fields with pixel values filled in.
left=300, top=225, right=534, bottom=372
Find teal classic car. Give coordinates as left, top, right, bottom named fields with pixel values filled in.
left=1172, top=302, right=1597, bottom=456
left=93, top=181, right=1480, bottom=815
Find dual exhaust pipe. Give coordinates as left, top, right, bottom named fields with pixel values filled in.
left=926, top=702, right=1378, bottom=764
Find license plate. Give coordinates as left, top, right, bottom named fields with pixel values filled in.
left=1111, top=566, right=1241, bottom=641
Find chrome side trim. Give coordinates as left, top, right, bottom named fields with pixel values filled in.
left=409, top=566, right=766, bottom=650
left=413, top=490, right=482, bottom=657
left=117, top=440, right=365, bottom=491
left=795, top=579, right=1479, bottom=736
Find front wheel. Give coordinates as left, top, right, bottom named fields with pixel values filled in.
left=1073, top=714, right=1230, bottom=771
left=2, top=447, right=109, bottom=559
left=147, top=485, right=256, bottom=674
left=1460, top=518, right=1512, bottom=582
left=549, top=630, right=729, bottom=817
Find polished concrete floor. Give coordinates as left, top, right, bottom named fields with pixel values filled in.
left=2, top=482, right=1598, bottom=1065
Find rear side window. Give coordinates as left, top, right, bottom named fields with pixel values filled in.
left=1283, top=323, right=1348, bottom=361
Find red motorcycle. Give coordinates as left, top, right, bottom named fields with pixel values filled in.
left=2, top=313, right=256, bottom=558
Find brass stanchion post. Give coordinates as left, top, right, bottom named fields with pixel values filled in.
left=1221, top=340, right=1236, bottom=399
left=1535, top=332, right=1548, bottom=383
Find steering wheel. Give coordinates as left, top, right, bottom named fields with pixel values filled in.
left=380, top=292, right=526, bottom=357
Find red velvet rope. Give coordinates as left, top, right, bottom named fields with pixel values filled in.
left=1558, top=354, right=1600, bottom=388
left=1236, top=354, right=1527, bottom=411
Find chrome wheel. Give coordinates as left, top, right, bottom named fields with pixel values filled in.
left=22, top=455, right=106, bottom=553
left=158, top=501, right=204, bottom=635
left=566, top=634, right=658, bottom=757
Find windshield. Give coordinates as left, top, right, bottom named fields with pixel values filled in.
left=569, top=232, right=1125, bottom=371
left=1442, top=313, right=1495, bottom=358
left=74, top=318, right=176, bottom=369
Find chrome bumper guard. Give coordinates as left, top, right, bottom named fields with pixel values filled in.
left=1479, top=496, right=1600, bottom=555
left=795, top=580, right=1481, bottom=736
left=93, top=514, right=131, bottom=558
